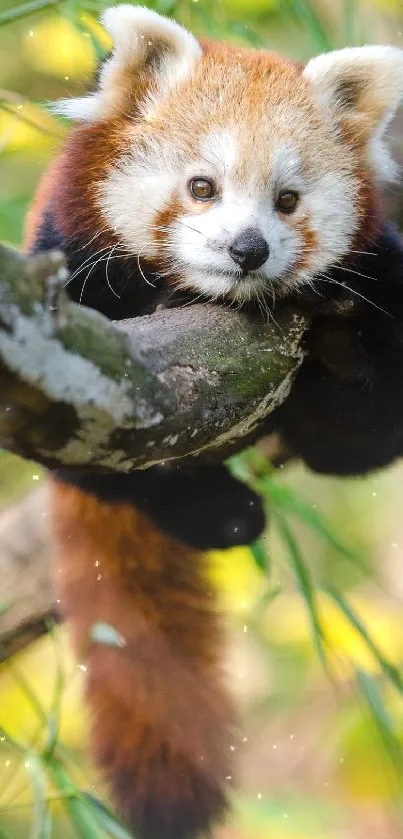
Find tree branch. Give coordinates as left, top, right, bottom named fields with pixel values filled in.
left=0, top=486, right=53, bottom=662
left=0, top=244, right=309, bottom=471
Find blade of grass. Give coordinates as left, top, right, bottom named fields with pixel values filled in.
left=41, top=806, right=52, bottom=839
left=43, top=623, right=65, bottom=759
left=0, top=727, right=29, bottom=812
left=83, top=793, right=136, bottom=839
left=276, top=0, right=333, bottom=51
left=0, top=0, right=65, bottom=26
left=154, top=0, right=179, bottom=13
left=45, top=756, right=106, bottom=839
left=226, top=21, right=267, bottom=47
left=0, top=664, right=56, bottom=813
left=232, top=451, right=362, bottom=567
left=356, top=669, right=403, bottom=777
left=272, top=511, right=329, bottom=671
left=261, top=479, right=363, bottom=564
left=66, top=11, right=108, bottom=63
left=327, top=587, right=403, bottom=694
left=26, top=754, right=49, bottom=839
left=341, top=0, right=356, bottom=45
left=249, top=538, right=269, bottom=573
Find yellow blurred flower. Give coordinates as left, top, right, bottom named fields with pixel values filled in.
left=0, top=102, right=62, bottom=152
left=263, top=592, right=402, bottom=679
left=22, top=15, right=109, bottom=80
left=0, top=632, right=87, bottom=748
left=336, top=695, right=403, bottom=802
left=208, top=546, right=267, bottom=614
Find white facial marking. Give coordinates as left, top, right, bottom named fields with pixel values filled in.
left=98, top=122, right=359, bottom=304
left=172, top=193, right=300, bottom=301
left=272, top=146, right=303, bottom=193
left=99, top=156, right=177, bottom=261
left=199, top=130, right=237, bottom=177
left=167, top=133, right=357, bottom=302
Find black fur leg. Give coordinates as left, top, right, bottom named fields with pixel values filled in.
left=56, top=463, right=266, bottom=550
left=271, top=224, right=403, bottom=477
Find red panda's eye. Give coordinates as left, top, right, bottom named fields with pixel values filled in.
left=189, top=177, right=216, bottom=201
left=276, top=190, right=299, bottom=214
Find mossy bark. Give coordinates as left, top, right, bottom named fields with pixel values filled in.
left=0, top=244, right=309, bottom=472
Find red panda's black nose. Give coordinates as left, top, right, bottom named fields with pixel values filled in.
left=229, top=228, right=269, bottom=273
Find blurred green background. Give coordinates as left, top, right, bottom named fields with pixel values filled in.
left=2, top=1, right=403, bottom=838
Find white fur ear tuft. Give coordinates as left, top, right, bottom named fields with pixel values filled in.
left=79, top=4, right=202, bottom=121
left=101, top=4, right=201, bottom=66
left=51, top=6, right=202, bottom=123
left=303, top=46, right=403, bottom=181
left=49, top=94, right=100, bottom=122
left=304, top=46, right=403, bottom=120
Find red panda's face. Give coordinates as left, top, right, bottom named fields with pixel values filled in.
left=98, top=95, right=357, bottom=304
left=56, top=6, right=403, bottom=305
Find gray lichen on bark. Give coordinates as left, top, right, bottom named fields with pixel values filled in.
left=0, top=243, right=309, bottom=471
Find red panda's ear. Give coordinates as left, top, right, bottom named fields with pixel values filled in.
left=303, top=46, right=403, bottom=181
left=53, top=5, right=202, bottom=122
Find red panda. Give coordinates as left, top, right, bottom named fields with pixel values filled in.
left=26, top=5, right=403, bottom=838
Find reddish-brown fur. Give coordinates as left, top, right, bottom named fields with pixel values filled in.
left=51, top=481, right=234, bottom=838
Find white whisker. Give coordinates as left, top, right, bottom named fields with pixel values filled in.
left=137, top=244, right=156, bottom=288
left=105, top=242, right=123, bottom=299
left=316, top=275, right=393, bottom=318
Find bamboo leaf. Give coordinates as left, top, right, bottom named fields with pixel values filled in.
left=249, top=538, right=269, bottom=573
left=273, top=511, right=328, bottom=670
left=356, top=669, right=403, bottom=776
left=26, top=753, right=49, bottom=839
left=45, top=757, right=105, bottom=839
left=262, top=479, right=362, bottom=564
left=83, top=793, right=136, bottom=839
left=0, top=0, right=65, bottom=27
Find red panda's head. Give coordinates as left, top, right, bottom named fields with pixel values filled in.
left=55, top=5, right=403, bottom=303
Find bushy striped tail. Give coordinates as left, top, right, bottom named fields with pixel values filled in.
left=51, top=480, right=235, bottom=839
